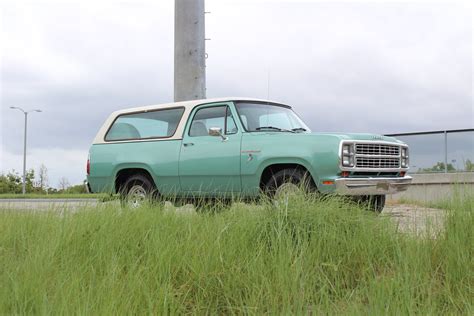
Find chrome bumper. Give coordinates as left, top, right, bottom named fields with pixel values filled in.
left=335, top=176, right=412, bottom=195
left=84, top=180, right=92, bottom=194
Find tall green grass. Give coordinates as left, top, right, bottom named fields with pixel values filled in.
left=0, top=195, right=472, bottom=314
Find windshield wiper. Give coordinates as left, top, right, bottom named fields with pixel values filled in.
left=255, top=126, right=294, bottom=133
left=291, top=127, right=307, bottom=132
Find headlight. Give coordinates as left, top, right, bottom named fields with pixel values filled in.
left=401, top=147, right=408, bottom=158
left=342, top=145, right=351, bottom=155
left=341, top=143, right=355, bottom=167
left=401, top=147, right=409, bottom=168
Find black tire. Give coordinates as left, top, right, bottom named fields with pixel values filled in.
left=263, top=168, right=316, bottom=198
left=119, top=173, right=158, bottom=208
left=367, top=195, right=386, bottom=213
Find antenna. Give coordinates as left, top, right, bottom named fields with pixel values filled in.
left=267, top=69, right=270, bottom=100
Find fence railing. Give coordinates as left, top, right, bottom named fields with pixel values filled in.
left=385, top=128, right=474, bottom=173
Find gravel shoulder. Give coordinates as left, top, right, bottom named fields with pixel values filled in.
left=382, top=203, right=446, bottom=236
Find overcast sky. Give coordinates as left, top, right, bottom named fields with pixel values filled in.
left=1, top=0, right=472, bottom=187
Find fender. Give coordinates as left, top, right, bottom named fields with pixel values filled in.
left=256, top=157, right=318, bottom=182
left=112, top=163, right=157, bottom=188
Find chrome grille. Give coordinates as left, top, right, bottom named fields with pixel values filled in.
left=356, top=157, right=400, bottom=169
left=355, top=144, right=399, bottom=156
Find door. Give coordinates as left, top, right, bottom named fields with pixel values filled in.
left=179, top=103, right=241, bottom=195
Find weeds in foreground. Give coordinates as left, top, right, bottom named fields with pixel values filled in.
left=0, top=194, right=472, bottom=314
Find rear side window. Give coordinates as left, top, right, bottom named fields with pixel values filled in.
left=105, top=107, right=185, bottom=141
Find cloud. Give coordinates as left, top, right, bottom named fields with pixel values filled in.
left=204, top=2, right=472, bottom=133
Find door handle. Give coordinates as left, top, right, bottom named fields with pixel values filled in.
left=183, top=143, right=194, bottom=147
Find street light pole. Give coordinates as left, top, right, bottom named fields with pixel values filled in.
left=9, top=107, right=42, bottom=195
left=174, top=0, right=206, bottom=102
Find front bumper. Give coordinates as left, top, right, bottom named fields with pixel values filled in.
left=335, top=176, right=412, bottom=195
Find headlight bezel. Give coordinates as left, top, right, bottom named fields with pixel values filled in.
left=341, top=143, right=355, bottom=167
left=401, top=146, right=409, bottom=168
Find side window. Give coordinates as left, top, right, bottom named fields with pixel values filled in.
left=239, top=115, right=248, bottom=130
left=105, top=108, right=184, bottom=141
left=226, top=108, right=238, bottom=134
left=189, top=106, right=238, bottom=137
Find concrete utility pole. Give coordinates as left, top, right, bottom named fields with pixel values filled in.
left=9, top=107, right=42, bottom=195
left=174, top=0, right=206, bottom=102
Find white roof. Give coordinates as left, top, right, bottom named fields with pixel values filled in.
left=92, top=97, right=286, bottom=144
left=110, top=97, right=286, bottom=116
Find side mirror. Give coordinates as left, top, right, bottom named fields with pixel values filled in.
left=208, top=127, right=228, bottom=141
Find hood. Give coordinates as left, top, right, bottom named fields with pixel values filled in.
left=310, top=132, right=404, bottom=144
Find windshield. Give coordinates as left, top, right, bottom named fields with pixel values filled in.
left=235, top=102, right=310, bottom=132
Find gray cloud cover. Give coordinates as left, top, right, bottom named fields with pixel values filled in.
left=1, top=0, right=472, bottom=186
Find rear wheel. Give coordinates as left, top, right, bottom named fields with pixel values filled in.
left=119, top=174, right=158, bottom=208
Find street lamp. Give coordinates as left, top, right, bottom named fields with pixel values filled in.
left=9, top=107, right=42, bottom=195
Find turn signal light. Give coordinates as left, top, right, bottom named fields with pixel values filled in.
left=400, top=171, right=405, bottom=177
left=341, top=171, right=350, bottom=177
left=322, top=180, right=334, bottom=185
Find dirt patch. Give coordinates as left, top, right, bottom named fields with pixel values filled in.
left=382, top=204, right=446, bottom=237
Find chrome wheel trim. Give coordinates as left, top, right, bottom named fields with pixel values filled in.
left=274, top=182, right=303, bottom=208
left=127, top=184, right=147, bottom=208
left=274, top=182, right=301, bottom=200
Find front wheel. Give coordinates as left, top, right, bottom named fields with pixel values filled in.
left=263, top=168, right=316, bottom=200
left=366, top=195, right=386, bottom=213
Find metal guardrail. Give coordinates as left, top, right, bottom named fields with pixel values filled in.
left=385, top=128, right=474, bottom=173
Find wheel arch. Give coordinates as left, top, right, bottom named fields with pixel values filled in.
left=113, top=164, right=157, bottom=193
left=258, top=159, right=318, bottom=191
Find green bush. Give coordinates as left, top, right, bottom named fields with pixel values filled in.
left=0, top=170, right=35, bottom=194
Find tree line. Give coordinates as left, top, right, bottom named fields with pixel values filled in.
left=0, top=164, right=86, bottom=194
left=418, top=159, right=474, bottom=173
